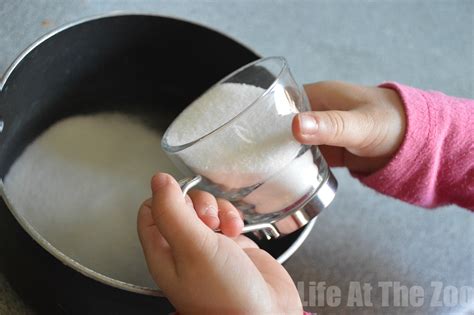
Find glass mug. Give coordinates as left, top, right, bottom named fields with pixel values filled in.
left=162, top=57, right=337, bottom=239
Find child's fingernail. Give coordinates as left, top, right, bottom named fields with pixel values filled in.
left=299, top=113, right=318, bottom=135
left=202, top=205, right=217, bottom=217
left=225, top=210, right=241, bottom=221
left=152, top=173, right=169, bottom=190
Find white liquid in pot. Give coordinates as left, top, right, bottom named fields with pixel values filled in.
left=4, top=113, right=180, bottom=288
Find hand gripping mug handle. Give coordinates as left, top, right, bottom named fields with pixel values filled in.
left=178, top=175, right=280, bottom=239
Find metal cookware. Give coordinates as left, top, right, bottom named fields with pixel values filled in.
left=0, top=14, right=316, bottom=314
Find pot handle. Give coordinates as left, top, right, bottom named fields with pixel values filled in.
left=178, top=175, right=280, bottom=239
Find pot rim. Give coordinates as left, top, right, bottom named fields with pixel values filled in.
left=0, top=12, right=315, bottom=297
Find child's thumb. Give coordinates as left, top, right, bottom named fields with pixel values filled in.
left=292, top=110, right=372, bottom=149
left=150, top=173, right=213, bottom=256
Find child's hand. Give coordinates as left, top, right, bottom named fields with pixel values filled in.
left=293, top=81, right=406, bottom=173
left=137, top=173, right=303, bottom=315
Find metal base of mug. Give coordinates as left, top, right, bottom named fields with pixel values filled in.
left=179, top=170, right=338, bottom=240
left=255, top=170, right=338, bottom=239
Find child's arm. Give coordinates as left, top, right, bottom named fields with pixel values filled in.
left=358, top=83, right=473, bottom=209
left=293, top=81, right=473, bottom=210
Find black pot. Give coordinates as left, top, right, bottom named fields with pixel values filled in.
left=0, top=14, right=314, bottom=315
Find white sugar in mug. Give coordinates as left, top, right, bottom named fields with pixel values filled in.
left=162, top=57, right=337, bottom=239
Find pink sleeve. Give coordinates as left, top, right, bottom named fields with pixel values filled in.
left=354, top=82, right=474, bottom=210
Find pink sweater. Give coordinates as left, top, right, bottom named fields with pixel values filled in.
left=305, top=82, right=473, bottom=315
left=358, top=83, right=474, bottom=211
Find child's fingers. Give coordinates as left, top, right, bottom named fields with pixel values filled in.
left=184, top=194, right=194, bottom=208
left=150, top=173, right=213, bottom=257
left=138, top=198, right=169, bottom=248
left=292, top=109, right=373, bottom=150
left=318, top=145, right=345, bottom=167
left=303, top=81, right=368, bottom=111
left=244, top=247, right=294, bottom=286
left=137, top=199, right=176, bottom=284
left=187, top=190, right=220, bottom=230
left=217, top=198, right=244, bottom=237
left=233, top=235, right=259, bottom=249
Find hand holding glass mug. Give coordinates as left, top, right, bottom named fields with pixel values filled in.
left=137, top=59, right=408, bottom=314
left=294, top=80, right=406, bottom=173
left=172, top=80, right=407, bottom=237
left=161, top=57, right=338, bottom=239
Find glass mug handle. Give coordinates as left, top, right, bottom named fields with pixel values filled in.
left=178, top=175, right=280, bottom=239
